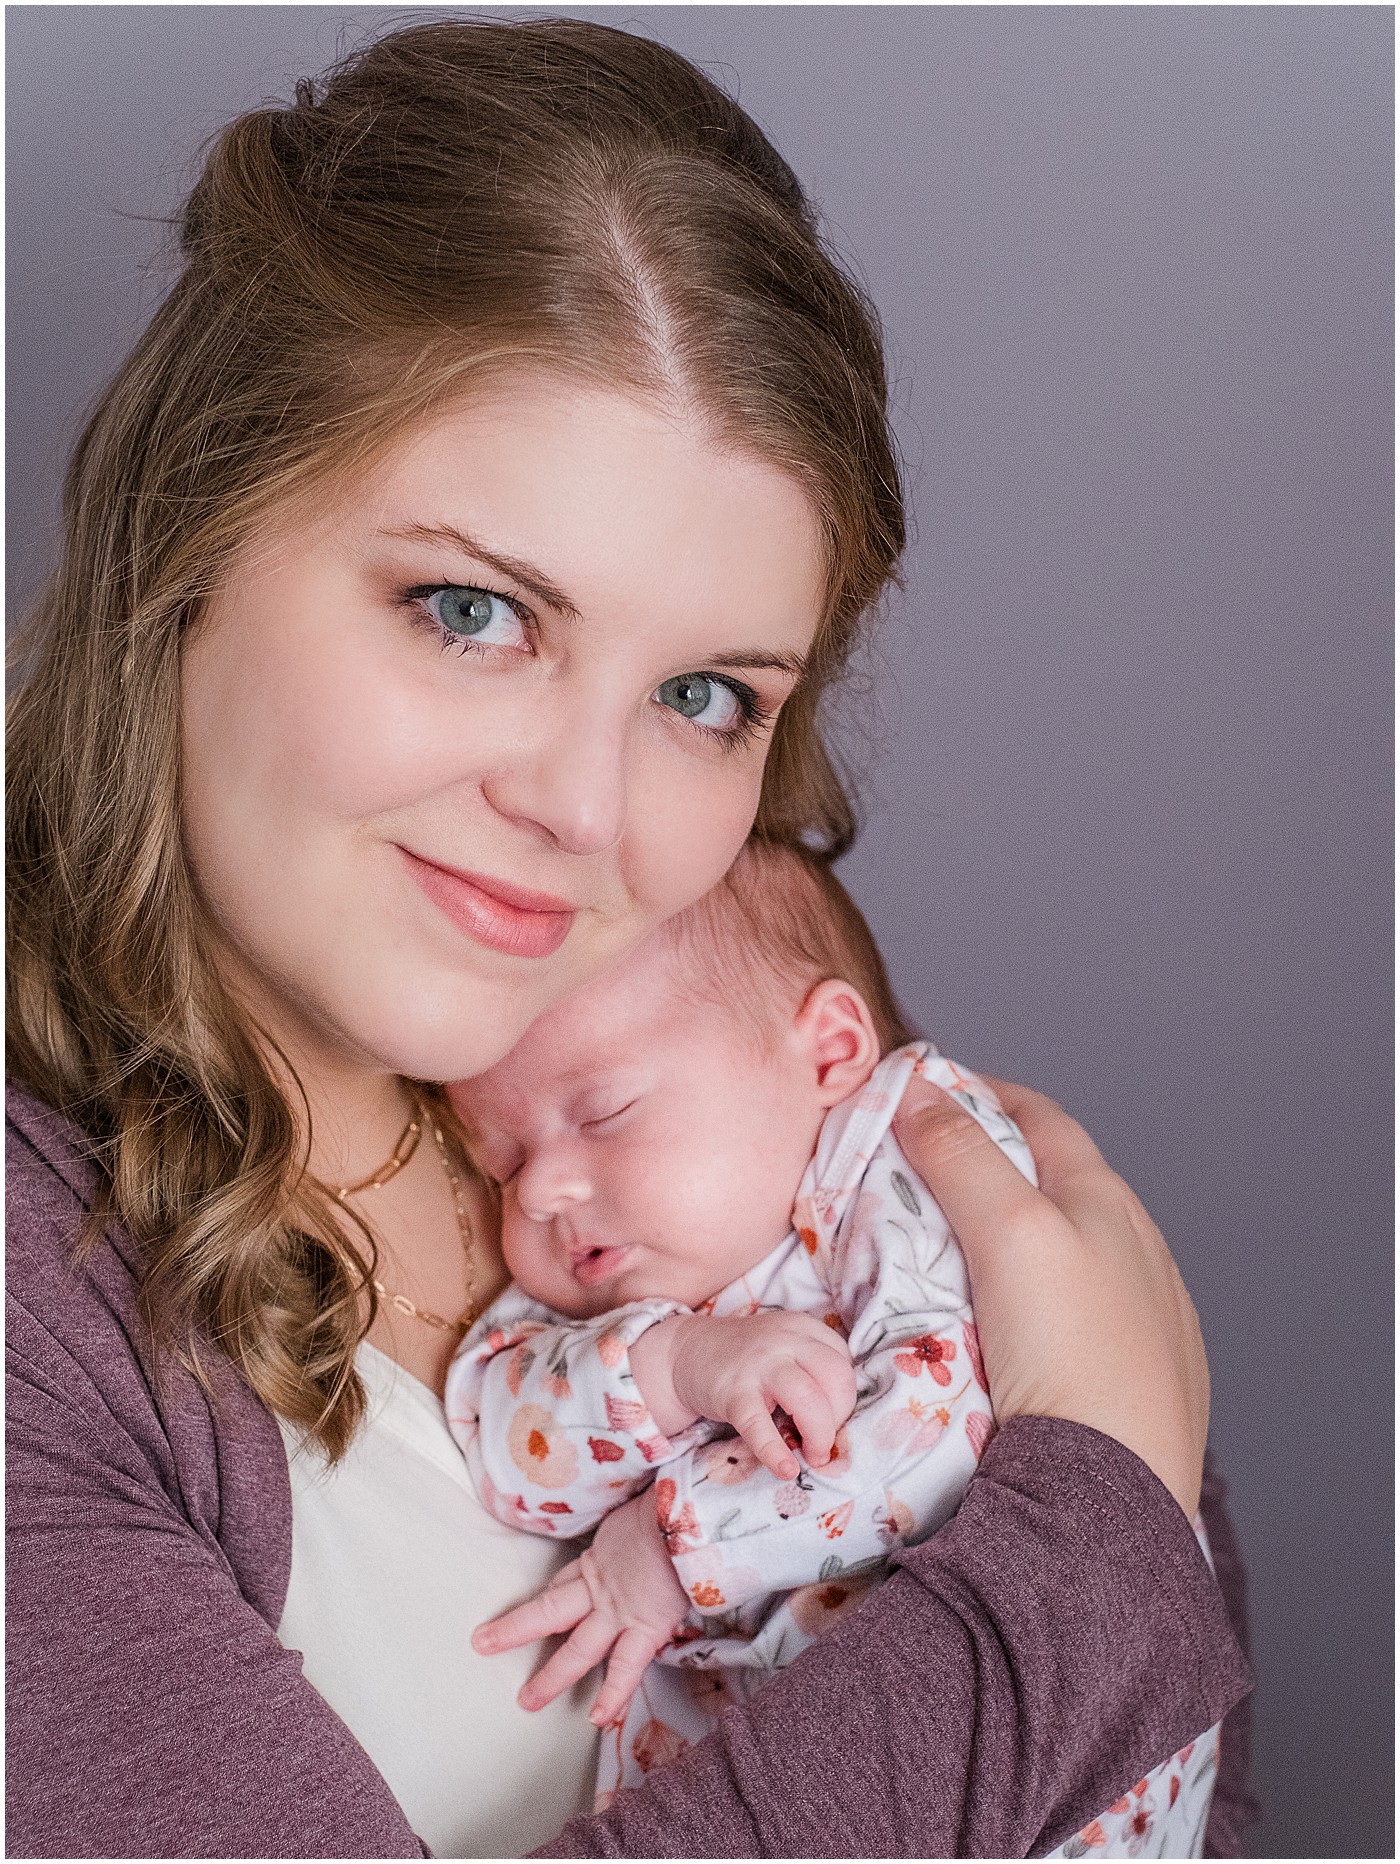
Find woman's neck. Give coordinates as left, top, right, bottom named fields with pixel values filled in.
left=209, top=939, right=506, bottom=1397
left=210, top=930, right=423, bottom=1181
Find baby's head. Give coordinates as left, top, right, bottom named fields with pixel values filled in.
left=451, top=842, right=913, bottom=1318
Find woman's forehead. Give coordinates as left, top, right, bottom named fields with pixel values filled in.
left=342, top=376, right=829, bottom=642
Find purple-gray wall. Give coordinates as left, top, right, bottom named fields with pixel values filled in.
left=7, top=7, right=1392, bottom=1856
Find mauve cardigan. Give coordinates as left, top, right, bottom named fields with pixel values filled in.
left=5, top=1081, right=1258, bottom=1859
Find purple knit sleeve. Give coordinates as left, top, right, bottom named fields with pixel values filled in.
left=1199, top=1454, right=1261, bottom=1856
left=535, top=1417, right=1253, bottom=1859
left=5, top=1108, right=430, bottom=1861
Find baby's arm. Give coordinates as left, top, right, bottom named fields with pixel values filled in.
left=474, top=1485, right=691, bottom=1728
left=660, top=1074, right=1033, bottom=1611
left=443, top=1287, right=706, bottom=1538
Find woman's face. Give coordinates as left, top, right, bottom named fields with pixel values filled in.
left=180, top=373, right=826, bottom=1082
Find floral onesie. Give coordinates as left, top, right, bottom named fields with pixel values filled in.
left=445, top=1045, right=1219, bottom=1858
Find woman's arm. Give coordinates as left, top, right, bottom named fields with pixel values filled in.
left=535, top=1418, right=1249, bottom=1858
left=5, top=1111, right=429, bottom=1861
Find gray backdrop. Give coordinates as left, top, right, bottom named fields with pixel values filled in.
left=7, top=7, right=1392, bottom=1856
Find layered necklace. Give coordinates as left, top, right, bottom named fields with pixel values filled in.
left=321, top=1087, right=484, bottom=1337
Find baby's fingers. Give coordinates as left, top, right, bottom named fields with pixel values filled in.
left=473, top=1574, right=591, bottom=1655
left=590, top=1626, right=666, bottom=1728
left=767, top=1364, right=839, bottom=1466
left=517, top=1610, right=618, bottom=1713
left=728, top=1397, right=801, bottom=1480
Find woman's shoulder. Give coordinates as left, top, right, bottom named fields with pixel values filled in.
left=7, top=1075, right=156, bottom=1350
left=6, top=1075, right=292, bottom=1625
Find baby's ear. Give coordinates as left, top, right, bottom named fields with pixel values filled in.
left=795, top=978, right=881, bottom=1107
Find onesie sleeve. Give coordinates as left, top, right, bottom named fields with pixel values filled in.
left=659, top=1066, right=1031, bottom=1612
left=444, top=1290, right=712, bottom=1538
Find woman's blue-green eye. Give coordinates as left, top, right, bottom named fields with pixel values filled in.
left=426, top=585, right=523, bottom=645
left=656, top=673, right=741, bottom=730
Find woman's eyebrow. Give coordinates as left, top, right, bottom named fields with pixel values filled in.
left=383, top=521, right=808, bottom=678
left=705, top=648, right=809, bottom=680
left=381, top=520, right=582, bottom=620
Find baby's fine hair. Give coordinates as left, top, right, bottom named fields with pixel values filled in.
left=664, top=840, right=916, bottom=1055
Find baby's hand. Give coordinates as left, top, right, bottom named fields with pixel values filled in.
left=472, top=1487, right=689, bottom=1728
left=668, top=1311, right=858, bottom=1479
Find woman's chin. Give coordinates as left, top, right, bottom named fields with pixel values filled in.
left=347, top=968, right=574, bottom=1085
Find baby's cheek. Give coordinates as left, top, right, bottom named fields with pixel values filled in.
left=641, top=1142, right=774, bottom=1290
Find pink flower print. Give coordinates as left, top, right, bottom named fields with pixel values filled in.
left=636, top=1432, right=673, bottom=1464
left=505, top=1404, right=579, bottom=1489
left=962, top=1321, right=986, bottom=1392
left=873, top=1488, right=915, bottom=1547
left=1176, top=1740, right=1196, bottom=1765
left=505, top=1343, right=534, bottom=1398
left=631, top=1719, right=688, bottom=1775
left=1169, top=1775, right=1181, bottom=1808
left=596, top=1325, right=628, bottom=1369
left=788, top=1571, right=878, bottom=1637
left=694, top=1437, right=761, bottom=1485
left=588, top=1436, right=626, bottom=1464
left=818, top=1499, right=854, bottom=1540
left=1072, top=1818, right=1107, bottom=1850
left=1108, top=1795, right=1131, bottom=1816
left=542, top=1368, right=572, bottom=1401
left=792, top=1195, right=822, bottom=1256
left=872, top=1397, right=951, bottom=1456
left=538, top=1500, right=573, bottom=1516
left=672, top=1548, right=764, bottom=1611
left=964, top=1411, right=995, bottom=1459
left=773, top=1476, right=811, bottom=1519
left=604, top=1393, right=650, bottom=1432
left=893, top=1333, right=956, bottom=1384
left=655, top=1477, right=702, bottom=1555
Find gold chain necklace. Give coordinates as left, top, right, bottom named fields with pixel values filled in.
left=323, top=1089, right=483, bottom=1337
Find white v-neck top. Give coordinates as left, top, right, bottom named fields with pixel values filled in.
left=276, top=1342, right=599, bottom=1859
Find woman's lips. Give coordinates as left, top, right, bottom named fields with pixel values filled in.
left=570, top=1243, right=635, bottom=1287
left=399, top=848, right=575, bottom=958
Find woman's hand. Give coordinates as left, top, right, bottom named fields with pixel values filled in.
left=472, top=1487, right=689, bottom=1728
left=892, top=1075, right=1209, bottom=1517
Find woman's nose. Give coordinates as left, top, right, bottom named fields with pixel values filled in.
left=482, top=696, right=628, bottom=858
left=514, top=1153, right=593, bottom=1223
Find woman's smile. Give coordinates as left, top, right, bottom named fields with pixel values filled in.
left=397, top=849, right=577, bottom=959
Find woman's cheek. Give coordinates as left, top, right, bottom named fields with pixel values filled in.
left=624, top=746, right=767, bottom=922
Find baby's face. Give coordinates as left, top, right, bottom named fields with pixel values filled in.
left=450, top=934, right=830, bottom=1317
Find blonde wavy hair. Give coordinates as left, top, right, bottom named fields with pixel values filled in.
left=6, top=17, right=906, bottom=1458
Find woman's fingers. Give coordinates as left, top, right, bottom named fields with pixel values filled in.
left=892, top=1076, right=1050, bottom=1264
left=977, top=1074, right=1112, bottom=1196
left=894, top=1067, right=1209, bottom=1518
left=472, top=1573, right=592, bottom=1654
left=589, top=1626, right=665, bottom=1728
left=517, top=1610, right=618, bottom=1712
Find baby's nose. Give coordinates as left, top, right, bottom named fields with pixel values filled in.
left=515, top=1159, right=593, bottom=1224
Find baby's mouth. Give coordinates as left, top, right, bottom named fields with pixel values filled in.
left=567, top=1240, right=636, bottom=1287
